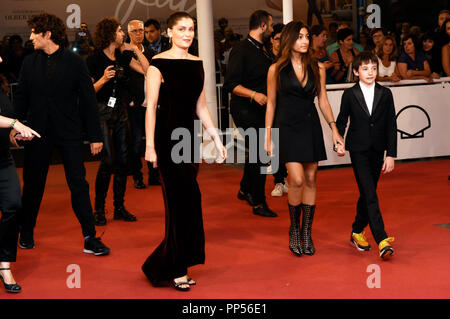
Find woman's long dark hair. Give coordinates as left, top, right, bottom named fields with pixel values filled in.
left=274, top=21, right=321, bottom=96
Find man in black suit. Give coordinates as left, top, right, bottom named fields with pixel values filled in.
left=223, top=10, right=277, bottom=217
left=143, top=19, right=171, bottom=55
left=336, top=51, right=397, bottom=259
left=11, top=13, right=110, bottom=256
left=126, top=20, right=158, bottom=189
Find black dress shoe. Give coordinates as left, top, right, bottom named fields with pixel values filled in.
left=19, top=237, right=35, bottom=249
left=253, top=202, right=278, bottom=217
left=0, top=268, right=21, bottom=293
left=114, top=206, right=137, bottom=222
left=237, top=189, right=255, bottom=206
left=134, top=180, right=146, bottom=189
left=94, top=209, right=107, bottom=226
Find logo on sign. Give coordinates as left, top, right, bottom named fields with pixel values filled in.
left=396, top=105, right=431, bottom=139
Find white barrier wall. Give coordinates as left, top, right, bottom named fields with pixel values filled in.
left=319, top=78, right=450, bottom=166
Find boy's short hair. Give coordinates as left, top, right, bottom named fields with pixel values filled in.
left=352, top=51, right=379, bottom=71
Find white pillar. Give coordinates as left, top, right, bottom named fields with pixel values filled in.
left=283, top=0, right=294, bottom=24
left=196, top=0, right=218, bottom=128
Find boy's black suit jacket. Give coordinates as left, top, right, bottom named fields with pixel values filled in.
left=336, top=82, right=397, bottom=157
left=13, top=48, right=102, bottom=143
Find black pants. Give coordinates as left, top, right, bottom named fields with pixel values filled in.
left=273, top=164, right=288, bottom=185
left=230, top=99, right=267, bottom=205
left=95, top=106, right=130, bottom=209
left=127, top=106, right=159, bottom=182
left=0, top=159, right=21, bottom=262
left=350, top=149, right=388, bottom=244
left=20, top=137, right=96, bottom=240
left=307, top=0, right=324, bottom=26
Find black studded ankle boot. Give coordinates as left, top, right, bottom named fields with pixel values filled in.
left=301, top=203, right=316, bottom=255
left=288, top=203, right=303, bottom=256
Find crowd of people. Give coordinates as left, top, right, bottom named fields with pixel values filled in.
left=0, top=6, right=448, bottom=294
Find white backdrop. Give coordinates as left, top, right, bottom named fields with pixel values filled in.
left=319, top=78, right=450, bottom=166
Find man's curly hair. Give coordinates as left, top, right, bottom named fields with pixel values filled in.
left=27, top=13, right=68, bottom=47
left=94, top=18, right=121, bottom=50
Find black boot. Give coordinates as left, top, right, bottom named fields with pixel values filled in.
left=301, top=203, right=316, bottom=255
left=288, top=203, right=303, bottom=256
left=114, top=206, right=137, bottom=222
left=94, top=207, right=107, bottom=226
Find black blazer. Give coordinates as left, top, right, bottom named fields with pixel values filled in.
left=143, top=36, right=171, bottom=54
left=336, top=82, right=397, bottom=157
left=13, top=49, right=102, bottom=143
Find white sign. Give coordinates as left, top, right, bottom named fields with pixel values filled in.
left=319, top=78, right=450, bottom=166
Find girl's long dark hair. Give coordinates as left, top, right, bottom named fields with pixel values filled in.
left=274, top=21, right=321, bottom=96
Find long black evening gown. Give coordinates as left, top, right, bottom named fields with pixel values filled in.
left=274, top=62, right=327, bottom=163
left=142, top=58, right=205, bottom=285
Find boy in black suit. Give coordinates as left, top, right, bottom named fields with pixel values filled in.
left=336, top=51, right=397, bottom=259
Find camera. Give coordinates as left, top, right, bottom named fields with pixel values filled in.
left=113, top=65, right=125, bottom=79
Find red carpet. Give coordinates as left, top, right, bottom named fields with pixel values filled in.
left=2, top=159, right=450, bottom=299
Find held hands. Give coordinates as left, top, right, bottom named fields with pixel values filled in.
left=332, top=130, right=346, bottom=157
left=382, top=156, right=395, bottom=174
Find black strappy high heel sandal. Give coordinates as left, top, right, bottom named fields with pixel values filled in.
left=0, top=268, right=22, bottom=293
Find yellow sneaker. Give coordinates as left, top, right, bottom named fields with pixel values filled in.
left=350, top=231, right=371, bottom=251
left=378, top=237, right=395, bottom=259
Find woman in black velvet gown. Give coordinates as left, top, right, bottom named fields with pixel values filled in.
left=265, top=21, right=344, bottom=257
left=142, top=12, right=226, bottom=291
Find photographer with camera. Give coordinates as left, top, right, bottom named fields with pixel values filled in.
left=87, top=18, right=149, bottom=226
left=71, top=22, right=95, bottom=59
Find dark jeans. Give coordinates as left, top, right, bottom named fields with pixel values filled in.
left=230, top=99, right=267, bottom=205
left=127, top=106, right=159, bottom=182
left=0, top=159, right=21, bottom=262
left=20, top=137, right=96, bottom=240
left=95, top=106, right=130, bottom=209
left=350, top=149, right=388, bottom=244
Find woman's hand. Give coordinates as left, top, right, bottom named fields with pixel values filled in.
left=213, top=138, right=227, bottom=164
left=264, top=127, right=273, bottom=156
left=145, top=146, right=158, bottom=168
left=12, top=121, right=41, bottom=141
left=332, top=130, right=345, bottom=157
